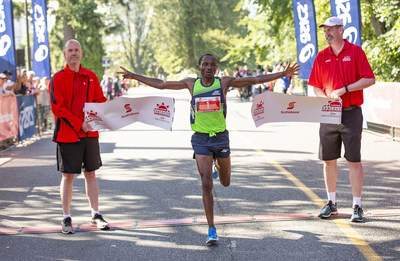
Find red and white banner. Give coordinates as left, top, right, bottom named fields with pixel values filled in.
left=363, top=82, right=400, bottom=128
left=0, top=95, right=18, bottom=141
left=84, top=96, right=175, bottom=131
left=251, top=92, right=342, bottom=127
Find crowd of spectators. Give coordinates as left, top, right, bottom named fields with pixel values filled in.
left=100, top=75, right=131, bottom=101
left=0, top=68, right=53, bottom=150
left=222, top=62, right=295, bottom=101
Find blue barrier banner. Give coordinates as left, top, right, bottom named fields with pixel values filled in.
left=32, top=0, right=51, bottom=79
left=0, top=0, right=17, bottom=81
left=330, top=0, right=362, bottom=46
left=17, top=96, right=36, bottom=141
left=292, top=0, right=318, bottom=79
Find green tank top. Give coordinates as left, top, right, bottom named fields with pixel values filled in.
left=190, top=77, right=227, bottom=136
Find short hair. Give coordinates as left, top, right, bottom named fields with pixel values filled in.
left=198, top=54, right=217, bottom=65
left=64, top=39, right=81, bottom=50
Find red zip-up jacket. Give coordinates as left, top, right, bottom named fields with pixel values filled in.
left=49, top=64, right=107, bottom=143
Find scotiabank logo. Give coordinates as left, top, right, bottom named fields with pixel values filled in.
left=154, top=102, right=171, bottom=117
left=124, top=104, right=132, bottom=113
left=322, top=100, right=342, bottom=112
left=121, top=103, right=139, bottom=118
left=287, top=102, right=296, bottom=109
left=253, top=101, right=264, bottom=116
left=282, top=101, right=300, bottom=114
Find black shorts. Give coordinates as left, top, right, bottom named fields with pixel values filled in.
left=191, top=130, right=230, bottom=159
left=318, top=106, right=362, bottom=162
left=57, top=137, right=102, bottom=174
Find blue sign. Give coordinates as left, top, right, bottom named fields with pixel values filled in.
left=330, top=0, right=362, bottom=46
left=17, top=96, right=36, bottom=141
left=0, top=0, right=17, bottom=81
left=32, top=0, right=51, bottom=78
left=292, top=0, right=318, bottom=79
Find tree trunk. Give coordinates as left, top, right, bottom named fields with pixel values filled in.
left=63, top=15, right=76, bottom=44
left=365, top=0, right=386, bottom=37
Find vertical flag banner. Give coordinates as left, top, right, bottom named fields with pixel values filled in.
left=0, top=0, right=17, bottom=80
left=292, top=0, right=318, bottom=79
left=330, top=0, right=362, bottom=46
left=32, top=0, right=51, bottom=78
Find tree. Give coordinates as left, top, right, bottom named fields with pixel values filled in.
left=362, top=0, right=400, bottom=81
left=48, top=0, right=106, bottom=78
left=106, top=0, right=153, bottom=75
left=149, top=0, right=246, bottom=76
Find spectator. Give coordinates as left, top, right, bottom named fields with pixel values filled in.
left=36, top=77, right=51, bottom=131
left=2, top=70, right=17, bottom=95
left=106, top=77, right=113, bottom=100
left=0, top=73, right=7, bottom=96
left=14, top=70, right=28, bottom=95
left=114, top=76, right=122, bottom=98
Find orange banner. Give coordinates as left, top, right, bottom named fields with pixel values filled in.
left=363, top=82, right=400, bottom=128
left=0, top=95, right=18, bottom=141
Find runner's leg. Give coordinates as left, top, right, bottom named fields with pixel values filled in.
left=215, top=156, right=231, bottom=187
left=195, top=154, right=215, bottom=228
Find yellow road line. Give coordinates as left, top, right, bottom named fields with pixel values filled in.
left=234, top=130, right=382, bottom=261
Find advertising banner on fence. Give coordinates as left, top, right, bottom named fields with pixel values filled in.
left=363, top=82, right=400, bottom=128
left=17, top=96, right=36, bottom=141
left=32, top=0, right=51, bottom=78
left=292, top=0, right=318, bottom=79
left=330, top=0, right=362, bottom=46
left=0, top=95, right=18, bottom=141
left=251, top=92, right=342, bottom=127
left=84, top=96, right=175, bottom=131
left=0, top=0, right=17, bottom=81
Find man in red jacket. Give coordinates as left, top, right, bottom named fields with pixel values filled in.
left=50, top=39, right=109, bottom=234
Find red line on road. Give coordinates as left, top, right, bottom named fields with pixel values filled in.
left=0, top=227, right=20, bottom=235
left=1, top=209, right=399, bottom=235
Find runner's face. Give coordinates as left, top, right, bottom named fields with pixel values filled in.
left=64, top=41, right=82, bottom=67
left=324, top=26, right=342, bottom=46
left=198, top=56, right=217, bottom=79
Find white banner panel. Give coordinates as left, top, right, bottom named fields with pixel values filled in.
left=251, top=92, right=342, bottom=127
left=84, top=96, right=175, bottom=131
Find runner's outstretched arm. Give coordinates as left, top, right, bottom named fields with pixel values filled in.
left=228, top=62, right=300, bottom=88
left=118, top=66, right=188, bottom=90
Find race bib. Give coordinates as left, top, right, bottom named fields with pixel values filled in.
left=195, top=97, right=221, bottom=112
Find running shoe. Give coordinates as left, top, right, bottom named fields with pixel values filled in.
left=212, top=163, right=219, bottom=180
left=206, top=227, right=219, bottom=246
left=61, top=217, right=74, bottom=234
left=351, top=205, right=364, bottom=222
left=91, top=213, right=110, bottom=230
left=318, top=200, right=338, bottom=219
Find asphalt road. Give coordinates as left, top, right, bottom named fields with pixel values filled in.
left=0, top=87, right=399, bottom=261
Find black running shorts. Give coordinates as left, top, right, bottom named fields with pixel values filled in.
left=318, top=106, right=363, bottom=162
left=191, top=130, right=230, bottom=159
left=57, top=137, right=102, bottom=174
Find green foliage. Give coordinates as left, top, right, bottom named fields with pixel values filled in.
left=48, top=0, right=106, bottom=79
left=250, top=0, right=399, bottom=81
left=149, top=0, right=245, bottom=77
left=362, top=0, right=400, bottom=81
left=224, top=0, right=298, bottom=71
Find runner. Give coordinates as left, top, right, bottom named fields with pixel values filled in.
left=118, top=54, right=299, bottom=245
